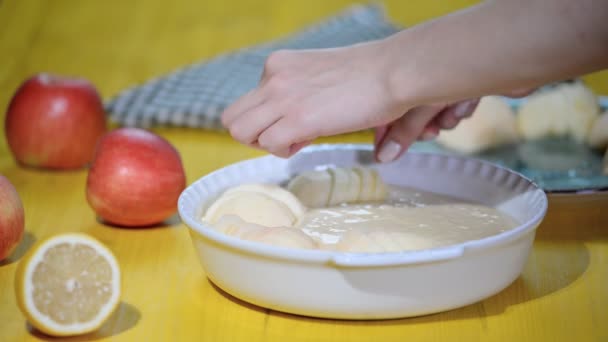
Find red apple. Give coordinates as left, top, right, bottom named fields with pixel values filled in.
left=5, top=73, right=107, bottom=169
left=86, top=128, right=187, bottom=227
left=0, top=175, right=25, bottom=261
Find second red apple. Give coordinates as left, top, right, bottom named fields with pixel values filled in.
left=86, top=128, right=187, bottom=227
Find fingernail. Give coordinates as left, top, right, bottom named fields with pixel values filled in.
left=420, top=131, right=438, bottom=141
left=454, top=100, right=477, bottom=118
left=377, top=140, right=402, bottom=163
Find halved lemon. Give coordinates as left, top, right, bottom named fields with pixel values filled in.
left=15, top=233, right=121, bottom=336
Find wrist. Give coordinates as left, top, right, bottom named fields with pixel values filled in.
left=380, top=30, right=433, bottom=110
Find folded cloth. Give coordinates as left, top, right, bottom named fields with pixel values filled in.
left=105, top=4, right=400, bottom=130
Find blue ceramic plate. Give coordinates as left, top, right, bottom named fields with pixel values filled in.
left=410, top=96, right=608, bottom=194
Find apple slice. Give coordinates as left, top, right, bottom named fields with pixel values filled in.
left=372, top=170, right=389, bottom=201
left=287, top=170, right=332, bottom=208
left=352, top=167, right=375, bottom=202
left=224, top=183, right=306, bottom=219
left=327, top=167, right=352, bottom=206
left=203, top=191, right=296, bottom=228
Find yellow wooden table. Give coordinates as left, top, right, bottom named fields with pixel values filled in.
left=1, top=1, right=607, bottom=341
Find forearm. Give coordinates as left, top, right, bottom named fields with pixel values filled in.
left=385, top=0, right=608, bottom=105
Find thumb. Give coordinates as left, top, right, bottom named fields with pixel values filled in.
left=375, top=105, right=442, bottom=163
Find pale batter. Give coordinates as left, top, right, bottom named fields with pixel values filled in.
left=297, top=185, right=518, bottom=251
left=203, top=177, right=519, bottom=252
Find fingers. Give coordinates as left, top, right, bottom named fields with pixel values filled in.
left=221, top=89, right=266, bottom=128
left=226, top=103, right=283, bottom=146
left=419, top=124, right=440, bottom=141
left=375, top=105, right=442, bottom=163
left=256, top=112, right=313, bottom=153
left=223, top=85, right=318, bottom=158
left=445, top=98, right=479, bottom=121
left=374, top=125, right=389, bottom=148
left=435, top=110, right=461, bottom=130
left=434, top=98, right=480, bottom=130
left=261, top=139, right=313, bottom=159
left=222, top=51, right=299, bottom=128
left=289, top=139, right=314, bottom=155
left=377, top=121, right=437, bottom=153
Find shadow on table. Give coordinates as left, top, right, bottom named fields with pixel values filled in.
left=539, top=196, right=608, bottom=241
left=96, top=213, right=182, bottom=230
left=0, top=231, right=36, bottom=267
left=210, top=236, right=590, bottom=326
left=28, top=301, right=140, bottom=341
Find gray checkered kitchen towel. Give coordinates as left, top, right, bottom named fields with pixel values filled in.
left=105, top=4, right=400, bottom=130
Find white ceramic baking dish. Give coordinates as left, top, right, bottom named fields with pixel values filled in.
left=178, top=144, right=548, bottom=319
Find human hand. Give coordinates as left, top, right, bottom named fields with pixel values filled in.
left=221, top=42, right=409, bottom=158
left=221, top=39, right=536, bottom=161
left=372, top=87, right=536, bottom=162
left=373, top=99, right=480, bottom=163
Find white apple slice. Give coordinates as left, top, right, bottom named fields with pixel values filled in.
left=352, top=167, right=375, bottom=202
left=287, top=169, right=332, bottom=208
left=211, top=215, right=267, bottom=238
left=224, top=183, right=307, bottom=219
left=241, top=226, right=317, bottom=249
left=203, top=191, right=295, bottom=227
left=372, top=169, right=388, bottom=201
left=347, top=168, right=362, bottom=203
left=327, top=167, right=352, bottom=206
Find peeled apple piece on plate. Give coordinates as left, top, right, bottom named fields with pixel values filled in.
left=287, top=169, right=332, bottom=208
left=517, top=81, right=599, bottom=142
left=223, top=183, right=306, bottom=218
left=587, top=111, right=608, bottom=149
left=436, top=96, right=519, bottom=154
left=203, top=190, right=296, bottom=227
left=334, top=230, right=435, bottom=253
